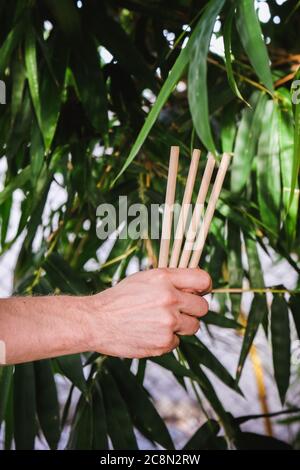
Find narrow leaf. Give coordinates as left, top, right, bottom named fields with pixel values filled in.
left=34, top=360, right=61, bottom=449
left=188, top=0, right=225, bottom=153
left=56, top=354, right=87, bottom=394
left=13, top=363, right=36, bottom=449
left=271, top=295, right=290, bottom=404
left=236, top=0, right=274, bottom=92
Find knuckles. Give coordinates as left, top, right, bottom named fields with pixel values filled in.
left=198, top=270, right=212, bottom=291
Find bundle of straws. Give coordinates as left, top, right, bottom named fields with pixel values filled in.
left=158, top=146, right=231, bottom=269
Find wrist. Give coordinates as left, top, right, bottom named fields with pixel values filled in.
left=79, top=293, right=107, bottom=353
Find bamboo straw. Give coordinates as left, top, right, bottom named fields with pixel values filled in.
left=178, top=153, right=216, bottom=268
left=169, top=149, right=201, bottom=268
left=188, top=152, right=231, bottom=268
left=158, top=146, right=179, bottom=268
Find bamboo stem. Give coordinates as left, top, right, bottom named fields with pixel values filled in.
left=212, top=287, right=299, bottom=295
left=179, top=153, right=216, bottom=268
left=169, top=149, right=201, bottom=268
left=189, top=153, right=231, bottom=268
left=158, top=146, right=179, bottom=268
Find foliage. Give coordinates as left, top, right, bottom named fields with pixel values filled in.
left=0, top=0, right=300, bottom=450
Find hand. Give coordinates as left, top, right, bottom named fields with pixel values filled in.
left=87, top=268, right=211, bottom=358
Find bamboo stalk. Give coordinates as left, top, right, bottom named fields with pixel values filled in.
left=179, top=153, right=216, bottom=268
left=189, top=153, right=231, bottom=268
left=169, top=149, right=201, bottom=268
left=158, top=146, right=179, bottom=268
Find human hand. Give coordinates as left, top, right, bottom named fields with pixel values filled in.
left=87, top=268, right=211, bottom=358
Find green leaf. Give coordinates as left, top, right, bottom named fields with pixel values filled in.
left=25, top=27, right=41, bottom=128
left=188, top=364, right=234, bottom=438
left=39, top=44, right=67, bottom=150
left=0, top=23, right=23, bottom=73
left=30, top=118, right=45, bottom=184
left=92, top=383, right=109, bottom=450
left=236, top=295, right=267, bottom=382
left=183, top=419, right=222, bottom=450
left=98, top=367, right=138, bottom=450
left=223, top=5, right=249, bottom=106
left=13, top=363, right=36, bottom=449
left=235, top=0, right=274, bottom=93
left=227, top=222, right=243, bottom=318
left=55, top=354, right=87, bottom=394
left=0, top=366, right=13, bottom=426
left=71, top=35, right=108, bottom=134
left=257, top=100, right=281, bottom=236
left=289, top=293, right=300, bottom=339
left=181, top=337, right=242, bottom=395
left=68, top=395, right=93, bottom=450
left=0, top=166, right=31, bottom=206
left=188, top=0, right=225, bottom=153
left=151, top=352, right=195, bottom=379
left=44, top=253, right=89, bottom=295
left=235, top=431, right=292, bottom=450
left=231, top=92, right=267, bottom=193
left=107, top=358, right=174, bottom=450
left=10, top=60, right=26, bottom=124
left=220, top=103, right=237, bottom=153
left=34, top=360, right=61, bottom=449
left=0, top=194, right=13, bottom=246
left=278, top=92, right=298, bottom=247
left=113, top=0, right=225, bottom=183
left=87, top=4, right=156, bottom=91
left=202, top=311, right=243, bottom=329
left=290, top=70, right=300, bottom=207
left=271, top=295, right=290, bottom=405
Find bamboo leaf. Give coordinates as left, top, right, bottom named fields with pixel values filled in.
left=289, top=293, right=300, bottom=339
left=231, top=92, right=267, bottom=193
left=55, top=354, right=87, bottom=394
left=68, top=395, right=93, bottom=450
left=236, top=295, right=267, bottom=382
left=183, top=419, right=221, bottom=450
left=202, top=311, right=243, bottom=329
left=25, top=27, right=41, bottom=128
left=257, top=100, right=281, bottom=237
left=108, top=357, right=174, bottom=450
left=227, top=222, right=243, bottom=318
left=92, top=383, right=109, bottom=450
left=278, top=91, right=298, bottom=247
left=98, top=367, right=138, bottom=450
left=0, top=366, right=13, bottom=426
left=188, top=0, right=225, bottom=153
left=0, top=23, right=23, bottom=73
left=71, top=35, right=108, bottom=134
left=223, top=5, right=249, bottom=106
left=235, top=431, right=292, bottom=450
left=181, top=337, right=242, bottom=395
left=44, top=253, right=89, bottom=295
left=34, top=360, right=61, bottom=449
left=235, top=0, right=274, bottom=93
left=0, top=166, right=31, bottom=205
left=271, top=295, right=290, bottom=405
left=151, top=352, right=195, bottom=378
left=113, top=0, right=225, bottom=183
left=13, top=363, right=36, bottom=449
left=290, top=69, right=300, bottom=206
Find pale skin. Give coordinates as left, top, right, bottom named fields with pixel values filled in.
left=0, top=268, right=211, bottom=365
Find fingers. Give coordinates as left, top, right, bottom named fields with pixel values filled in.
left=159, top=267, right=212, bottom=293
left=176, top=290, right=209, bottom=317
left=176, top=314, right=200, bottom=335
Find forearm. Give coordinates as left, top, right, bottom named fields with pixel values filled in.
left=0, top=295, right=93, bottom=364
